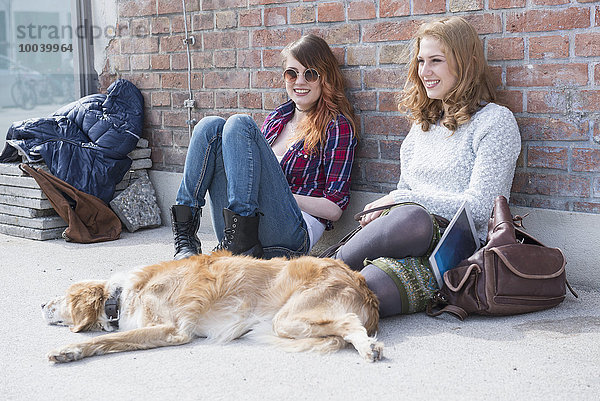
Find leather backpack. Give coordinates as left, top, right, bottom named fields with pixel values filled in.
left=20, top=163, right=121, bottom=243
left=427, top=195, right=577, bottom=320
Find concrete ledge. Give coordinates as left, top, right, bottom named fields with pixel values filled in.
left=149, top=170, right=598, bottom=290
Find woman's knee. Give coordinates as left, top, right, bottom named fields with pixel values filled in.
left=222, top=114, right=258, bottom=142
left=191, top=116, right=225, bottom=142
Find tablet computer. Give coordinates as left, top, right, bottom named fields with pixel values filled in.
left=429, top=201, right=480, bottom=288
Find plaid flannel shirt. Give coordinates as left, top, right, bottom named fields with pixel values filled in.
left=261, top=100, right=357, bottom=226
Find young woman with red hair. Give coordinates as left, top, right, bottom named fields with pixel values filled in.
left=171, top=34, right=357, bottom=260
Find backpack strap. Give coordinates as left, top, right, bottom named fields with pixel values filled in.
left=426, top=302, right=468, bottom=321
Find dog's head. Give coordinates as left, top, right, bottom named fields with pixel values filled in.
left=42, top=280, right=111, bottom=332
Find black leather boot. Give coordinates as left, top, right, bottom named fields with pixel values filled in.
left=171, top=205, right=201, bottom=260
left=214, top=208, right=263, bottom=258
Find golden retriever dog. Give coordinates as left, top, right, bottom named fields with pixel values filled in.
left=42, top=251, right=383, bottom=363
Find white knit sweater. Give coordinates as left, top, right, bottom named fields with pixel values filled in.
left=390, top=102, right=521, bottom=241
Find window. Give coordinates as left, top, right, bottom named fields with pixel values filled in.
left=0, top=0, right=94, bottom=152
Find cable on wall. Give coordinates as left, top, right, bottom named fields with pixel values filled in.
left=181, top=0, right=196, bottom=138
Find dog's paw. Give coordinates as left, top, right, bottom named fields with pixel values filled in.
left=47, top=346, right=83, bottom=363
left=363, top=341, right=384, bottom=362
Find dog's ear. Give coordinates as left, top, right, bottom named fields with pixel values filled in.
left=67, top=281, right=107, bottom=332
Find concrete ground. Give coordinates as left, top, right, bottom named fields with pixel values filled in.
left=1, top=225, right=598, bottom=401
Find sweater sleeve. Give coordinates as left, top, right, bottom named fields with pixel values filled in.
left=390, top=105, right=521, bottom=240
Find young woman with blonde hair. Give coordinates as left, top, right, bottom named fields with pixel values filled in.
left=171, top=34, right=357, bottom=260
left=334, top=16, right=521, bottom=317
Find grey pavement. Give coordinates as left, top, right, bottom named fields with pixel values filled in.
left=1, top=225, right=598, bottom=401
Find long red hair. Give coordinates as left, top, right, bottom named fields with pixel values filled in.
left=281, top=34, right=357, bottom=151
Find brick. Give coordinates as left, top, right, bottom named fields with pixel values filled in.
left=507, top=64, right=588, bottom=87
left=262, top=93, right=286, bottom=110
left=348, top=91, right=377, bottom=112
left=596, top=64, right=600, bottom=85
left=151, top=129, right=174, bottom=147
left=355, top=139, right=379, bottom=159
left=252, top=70, right=282, bottom=89
left=151, top=92, right=171, bottom=107
left=193, top=91, right=215, bottom=109
left=379, top=0, right=410, bottom=17
left=150, top=55, right=169, bottom=71
left=363, top=21, right=419, bottom=42
left=527, top=146, right=568, bottom=170
left=214, top=50, right=236, bottom=68
left=414, top=0, right=446, bottom=15
left=121, top=37, right=159, bottom=54
left=527, top=90, right=569, bottom=114
left=487, top=37, right=524, bottom=61
left=111, top=55, right=130, bottom=72
left=496, top=90, right=523, bottom=113
left=572, top=148, right=600, bottom=172
left=160, top=147, right=188, bottom=167
left=512, top=172, right=590, bottom=197
left=163, top=111, right=189, bottom=127
left=363, top=115, right=411, bottom=135
left=597, top=6, right=600, bottom=27
left=205, top=0, right=249, bottom=10
left=216, top=11, right=237, bottom=29
left=119, top=0, right=155, bottom=18
left=240, top=9, right=262, bottom=27
left=507, top=8, right=590, bottom=33
left=348, top=1, right=376, bottom=20
left=318, top=2, right=345, bottom=23
left=489, top=0, right=525, bottom=9
left=364, top=68, right=405, bottom=89
left=263, top=49, right=284, bottom=68
left=575, top=91, right=600, bottom=112
left=161, top=72, right=188, bottom=89
left=171, top=53, right=189, bottom=70
left=343, top=69, right=362, bottom=89
left=204, top=71, right=250, bottom=89
left=529, top=36, right=569, bottom=59
left=157, top=0, right=200, bottom=15
left=204, top=31, right=249, bottom=49
left=160, top=34, right=186, bottom=53
left=380, top=44, right=411, bottom=64
left=463, top=14, right=502, bottom=34
left=449, top=0, right=483, bottom=12
left=265, top=7, right=287, bottom=26
left=517, top=117, right=589, bottom=141
left=215, top=91, right=238, bottom=108
left=575, top=33, right=600, bottom=57
left=238, top=50, right=261, bottom=68
left=532, top=0, right=568, bottom=5
left=122, top=72, right=160, bottom=90
left=347, top=46, right=376, bottom=66
left=380, top=139, right=402, bottom=160
left=308, top=24, right=360, bottom=45
left=130, top=54, right=150, bottom=70
left=193, top=12, right=214, bottom=31
left=130, top=19, right=150, bottom=38
left=239, top=92, right=263, bottom=109
left=253, top=29, right=302, bottom=47
left=290, top=6, right=316, bottom=24
left=192, top=52, right=213, bottom=69
left=364, top=161, right=400, bottom=184
left=573, top=202, right=600, bottom=214
left=170, top=15, right=191, bottom=33
left=379, top=92, right=401, bottom=112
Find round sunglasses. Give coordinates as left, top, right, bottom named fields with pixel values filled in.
left=283, top=68, right=320, bottom=83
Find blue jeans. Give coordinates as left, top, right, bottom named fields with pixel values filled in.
left=176, top=115, right=310, bottom=258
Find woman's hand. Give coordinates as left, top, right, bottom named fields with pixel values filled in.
left=358, top=194, right=396, bottom=226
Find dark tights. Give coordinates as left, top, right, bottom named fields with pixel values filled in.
left=335, top=204, right=434, bottom=317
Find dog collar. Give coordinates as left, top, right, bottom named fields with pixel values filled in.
left=104, top=287, right=122, bottom=329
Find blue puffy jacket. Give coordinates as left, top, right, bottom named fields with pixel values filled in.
left=0, top=79, right=144, bottom=203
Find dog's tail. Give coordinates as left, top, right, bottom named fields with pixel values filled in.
left=265, top=335, right=347, bottom=354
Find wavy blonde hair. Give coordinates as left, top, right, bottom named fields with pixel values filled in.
left=281, top=34, right=357, bottom=152
left=400, top=17, right=496, bottom=131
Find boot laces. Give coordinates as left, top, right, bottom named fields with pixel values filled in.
left=174, top=220, right=197, bottom=252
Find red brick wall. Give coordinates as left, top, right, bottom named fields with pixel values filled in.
left=101, top=0, right=600, bottom=213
